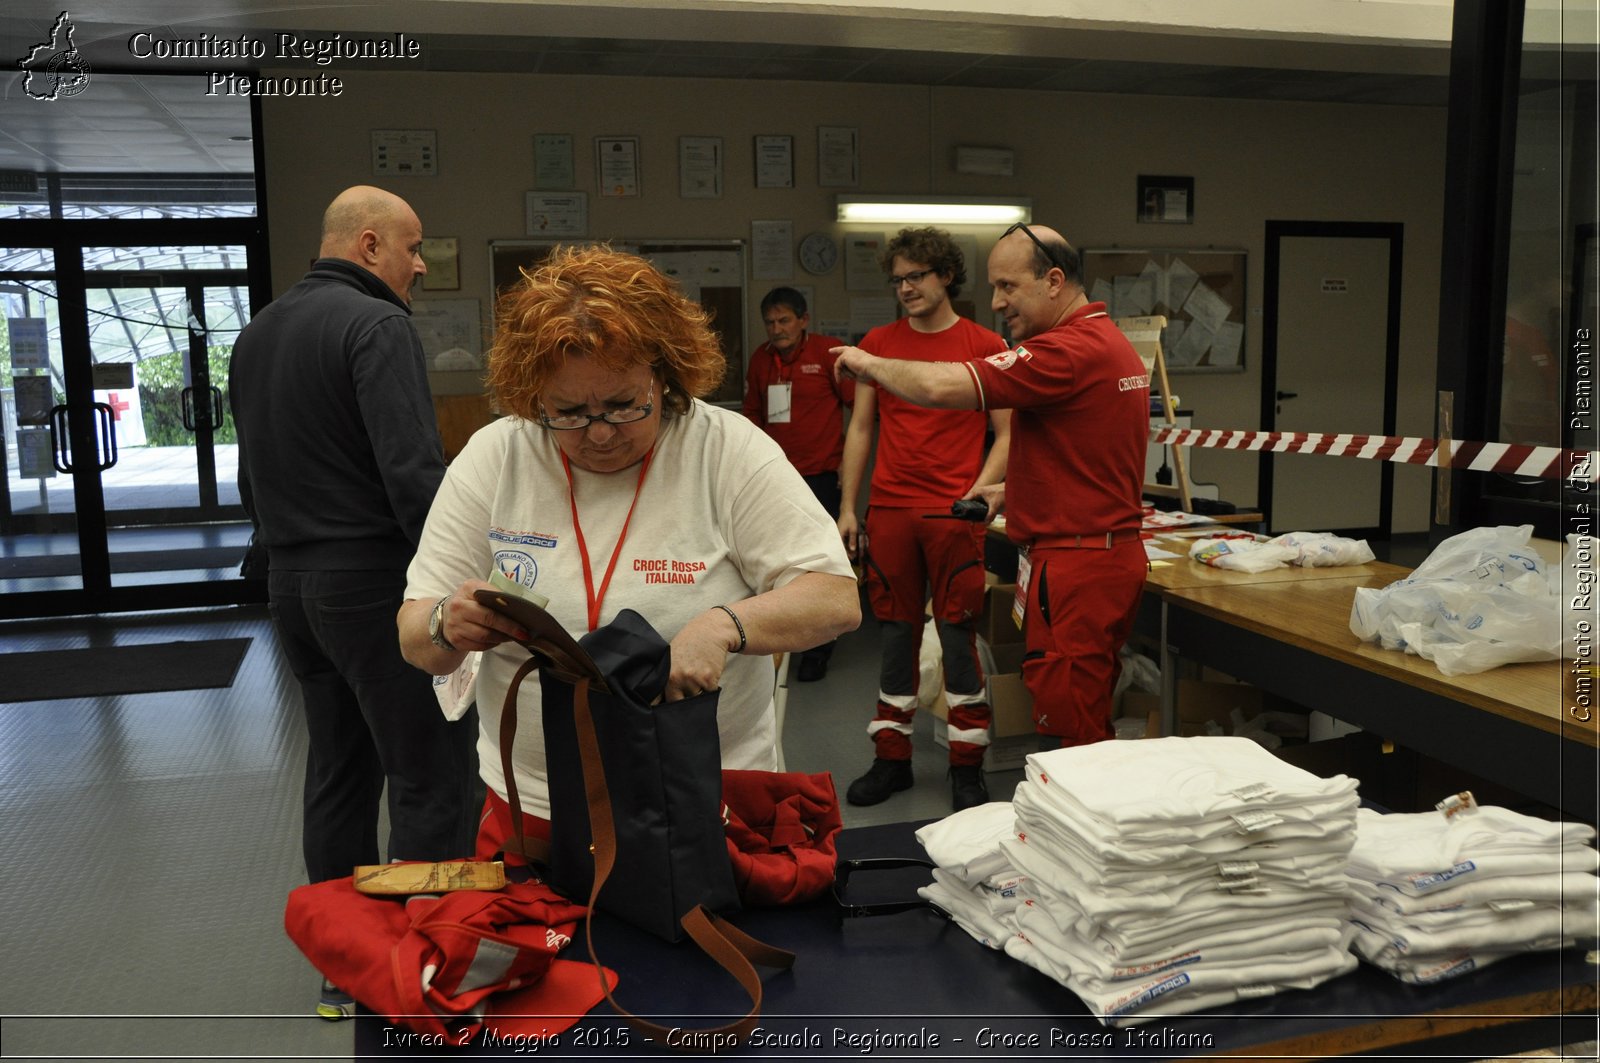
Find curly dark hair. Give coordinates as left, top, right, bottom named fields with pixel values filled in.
left=487, top=245, right=726, bottom=421
left=880, top=226, right=966, bottom=299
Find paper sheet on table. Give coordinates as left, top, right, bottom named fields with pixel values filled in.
left=1141, top=510, right=1218, bottom=529
left=1145, top=543, right=1185, bottom=562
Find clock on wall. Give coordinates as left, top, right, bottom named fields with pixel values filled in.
left=798, top=232, right=838, bottom=275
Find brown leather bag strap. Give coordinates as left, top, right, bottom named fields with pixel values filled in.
left=568, top=679, right=795, bottom=1049
left=499, top=658, right=793, bottom=1048
left=497, top=656, right=549, bottom=864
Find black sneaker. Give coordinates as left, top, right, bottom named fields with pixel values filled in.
left=950, top=765, right=989, bottom=811
left=845, top=758, right=913, bottom=806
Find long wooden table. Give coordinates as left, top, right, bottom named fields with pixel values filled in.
left=1140, top=540, right=1596, bottom=817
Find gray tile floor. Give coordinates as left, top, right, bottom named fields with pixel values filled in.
left=0, top=597, right=1018, bottom=1062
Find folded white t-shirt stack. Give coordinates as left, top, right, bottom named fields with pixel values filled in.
left=1345, top=805, right=1600, bottom=984
left=1001, top=736, right=1360, bottom=1026
left=913, top=801, right=1027, bottom=949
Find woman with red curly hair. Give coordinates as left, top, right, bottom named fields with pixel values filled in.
left=399, top=245, right=859, bottom=854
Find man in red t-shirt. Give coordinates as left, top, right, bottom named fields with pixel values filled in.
left=835, top=223, right=1149, bottom=754
left=743, top=287, right=854, bottom=680
left=834, top=228, right=1010, bottom=812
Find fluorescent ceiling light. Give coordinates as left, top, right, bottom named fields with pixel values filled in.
left=835, top=195, right=1032, bottom=225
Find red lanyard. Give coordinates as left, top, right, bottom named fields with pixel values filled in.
left=770, top=334, right=804, bottom=383
left=561, top=448, right=655, bottom=632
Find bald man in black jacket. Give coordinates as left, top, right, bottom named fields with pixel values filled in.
left=230, top=185, right=477, bottom=1018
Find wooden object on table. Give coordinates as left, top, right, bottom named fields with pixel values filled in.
left=1117, top=314, right=1192, bottom=513
left=354, top=860, right=507, bottom=894
left=433, top=392, right=494, bottom=463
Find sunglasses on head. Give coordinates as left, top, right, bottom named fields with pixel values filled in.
left=1002, top=222, right=1068, bottom=277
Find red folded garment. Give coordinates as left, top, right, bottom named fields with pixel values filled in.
left=721, top=769, right=843, bottom=906
left=285, top=873, right=615, bottom=1040
left=476, top=770, right=843, bottom=908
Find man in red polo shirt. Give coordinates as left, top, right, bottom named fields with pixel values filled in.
left=835, top=228, right=1010, bottom=812
left=833, top=223, right=1148, bottom=753
left=743, top=287, right=854, bottom=681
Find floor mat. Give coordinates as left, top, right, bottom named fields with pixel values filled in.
left=0, top=638, right=252, bottom=701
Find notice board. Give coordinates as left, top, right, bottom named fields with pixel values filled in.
left=489, top=239, right=747, bottom=404
left=1082, top=248, right=1247, bottom=372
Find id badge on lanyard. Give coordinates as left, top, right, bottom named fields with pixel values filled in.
left=767, top=381, right=793, bottom=424
left=1012, top=546, right=1031, bottom=630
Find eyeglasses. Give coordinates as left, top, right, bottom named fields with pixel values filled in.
left=887, top=268, right=935, bottom=288
left=1002, top=223, right=1067, bottom=276
left=538, top=382, right=655, bottom=431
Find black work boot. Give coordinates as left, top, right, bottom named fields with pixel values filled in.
left=846, top=758, right=913, bottom=806
left=949, top=764, right=989, bottom=811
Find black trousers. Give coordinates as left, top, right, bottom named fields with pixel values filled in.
left=269, top=568, right=479, bottom=883
left=801, top=471, right=843, bottom=664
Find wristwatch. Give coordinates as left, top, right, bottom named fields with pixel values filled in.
left=428, top=594, right=457, bottom=651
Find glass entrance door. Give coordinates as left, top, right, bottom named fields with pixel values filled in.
left=0, top=251, right=79, bottom=592
left=0, top=241, right=257, bottom=614
left=82, top=246, right=253, bottom=587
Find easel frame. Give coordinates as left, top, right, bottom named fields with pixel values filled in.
left=1116, top=314, right=1193, bottom=512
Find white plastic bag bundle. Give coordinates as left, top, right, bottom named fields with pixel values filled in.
left=1113, top=646, right=1160, bottom=701
left=1188, top=536, right=1298, bottom=573
left=1349, top=525, right=1559, bottom=676
left=1268, top=531, right=1376, bottom=567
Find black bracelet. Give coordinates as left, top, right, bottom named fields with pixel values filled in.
left=715, top=604, right=747, bottom=654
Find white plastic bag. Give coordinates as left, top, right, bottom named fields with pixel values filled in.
left=1349, top=525, right=1559, bottom=675
left=1112, top=646, right=1161, bottom=706
left=1268, top=531, right=1376, bottom=567
left=1188, top=536, right=1298, bottom=573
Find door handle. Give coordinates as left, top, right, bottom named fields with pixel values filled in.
left=93, top=401, right=118, bottom=471
left=50, top=403, right=72, bottom=473
left=181, top=386, right=197, bottom=431
left=1275, top=390, right=1299, bottom=400
left=210, top=385, right=224, bottom=428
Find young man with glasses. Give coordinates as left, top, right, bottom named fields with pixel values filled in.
left=742, top=288, right=855, bottom=681
left=834, top=223, right=1150, bottom=757
left=834, top=227, right=1011, bottom=812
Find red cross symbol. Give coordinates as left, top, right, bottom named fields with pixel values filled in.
left=105, top=391, right=130, bottom=420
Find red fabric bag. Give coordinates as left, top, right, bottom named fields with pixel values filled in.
left=478, top=769, right=843, bottom=908
left=721, top=769, right=843, bottom=906
left=284, top=873, right=616, bottom=1041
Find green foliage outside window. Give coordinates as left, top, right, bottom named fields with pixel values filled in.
left=134, top=346, right=238, bottom=446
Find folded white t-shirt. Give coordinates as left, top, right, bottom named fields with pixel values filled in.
left=1025, top=736, right=1357, bottom=826
left=1353, top=870, right=1600, bottom=915
left=1350, top=806, right=1597, bottom=885
left=919, top=878, right=1017, bottom=950
left=1347, top=922, right=1575, bottom=984
left=1018, top=772, right=1359, bottom=848
left=1016, top=896, right=1344, bottom=966
left=914, top=801, right=1018, bottom=885
left=1006, top=931, right=1357, bottom=1027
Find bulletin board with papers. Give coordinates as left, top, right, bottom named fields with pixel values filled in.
left=490, top=239, right=747, bottom=405
left=1083, top=248, right=1247, bottom=373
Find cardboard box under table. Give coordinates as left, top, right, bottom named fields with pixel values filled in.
left=933, top=641, right=1036, bottom=771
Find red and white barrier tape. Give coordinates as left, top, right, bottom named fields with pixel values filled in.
left=1147, top=427, right=1597, bottom=483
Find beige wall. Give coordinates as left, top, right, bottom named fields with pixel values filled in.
left=261, top=70, right=1445, bottom=531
